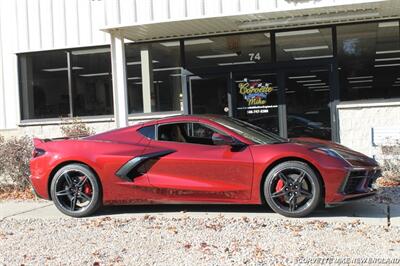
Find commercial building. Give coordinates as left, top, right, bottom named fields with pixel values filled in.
left=1, top=0, right=400, bottom=156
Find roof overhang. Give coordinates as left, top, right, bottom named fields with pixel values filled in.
left=101, top=0, right=400, bottom=42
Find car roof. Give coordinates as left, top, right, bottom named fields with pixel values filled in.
left=141, top=114, right=224, bottom=126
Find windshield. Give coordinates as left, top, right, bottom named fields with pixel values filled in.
left=210, top=116, right=288, bottom=144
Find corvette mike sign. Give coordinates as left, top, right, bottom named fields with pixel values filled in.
left=237, top=79, right=278, bottom=115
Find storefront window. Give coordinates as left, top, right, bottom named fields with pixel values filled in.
left=125, top=43, right=144, bottom=113
left=19, top=47, right=113, bottom=120
left=19, top=51, right=70, bottom=120
left=285, top=67, right=332, bottom=140
left=71, top=48, right=113, bottom=116
left=234, top=72, right=279, bottom=135
left=150, top=42, right=183, bottom=112
left=276, top=28, right=333, bottom=62
left=126, top=41, right=183, bottom=113
left=337, top=22, right=400, bottom=101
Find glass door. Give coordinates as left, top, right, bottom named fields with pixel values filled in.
left=233, top=72, right=280, bottom=135
left=189, top=75, right=229, bottom=115
left=283, top=66, right=332, bottom=140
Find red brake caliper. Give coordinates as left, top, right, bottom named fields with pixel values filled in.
left=81, top=177, right=92, bottom=196
left=83, top=184, right=92, bottom=196
left=275, top=179, right=285, bottom=202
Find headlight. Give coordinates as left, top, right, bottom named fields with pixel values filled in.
left=312, top=147, right=343, bottom=159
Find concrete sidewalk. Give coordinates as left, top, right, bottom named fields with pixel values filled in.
left=1, top=200, right=399, bottom=226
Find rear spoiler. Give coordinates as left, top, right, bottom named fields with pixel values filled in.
left=33, top=134, right=91, bottom=147
left=33, top=137, right=70, bottom=147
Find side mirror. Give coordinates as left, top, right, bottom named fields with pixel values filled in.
left=212, top=132, right=235, bottom=146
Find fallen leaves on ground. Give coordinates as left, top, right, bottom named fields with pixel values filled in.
left=376, top=176, right=400, bottom=187
left=0, top=187, right=36, bottom=200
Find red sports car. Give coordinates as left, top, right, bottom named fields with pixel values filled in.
left=30, top=115, right=380, bottom=218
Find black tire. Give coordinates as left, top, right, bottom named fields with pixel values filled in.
left=50, top=163, right=102, bottom=217
left=263, top=161, right=321, bottom=218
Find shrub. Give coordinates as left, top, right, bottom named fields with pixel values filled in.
left=0, top=135, right=33, bottom=192
left=380, top=140, right=400, bottom=182
left=60, top=117, right=95, bottom=138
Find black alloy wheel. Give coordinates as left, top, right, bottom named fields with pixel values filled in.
left=51, top=164, right=101, bottom=217
left=264, top=161, right=321, bottom=218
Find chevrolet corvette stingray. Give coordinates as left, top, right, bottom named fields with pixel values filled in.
left=30, top=115, right=380, bottom=217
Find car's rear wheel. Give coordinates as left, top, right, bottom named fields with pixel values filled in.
left=50, top=163, right=101, bottom=217
left=263, top=161, right=321, bottom=218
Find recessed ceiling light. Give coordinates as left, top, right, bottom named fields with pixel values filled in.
left=189, top=76, right=202, bottom=80
left=218, top=61, right=256, bottom=66
left=288, top=75, right=316, bottom=79
left=127, top=60, right=159, bottom=65
left=308, top=86, right=329, bottom=89
left=304, top=83, right=326, bottom=86
left=276, top=29, right=320, bottom=37
left=310, top=68, right=329, bottom=72
left=133, top=81, right=163, bottom=85
left=284, top=45, right=328, bottom=52
left=378, top=21, right=399, bottom=28
left=42, top=67, right=83, bottom=72
left=393, top=84, right=400, bottom=87
left=253, top=73, right=277, bottom=76
left=296, top=79, right=322, bottom=83
left=79, top=72, right=109, bottom=77
left=375, top=57, right=400, bottom=62
left=197, top=53, right=238, bottom=59
left=347, top=76, right=373, bottom=80
left=351, top=86, right=372, bottom=89
left=348, top=80, right=373, bottom=84
left=374, top=63, right=400, bottom=67
left=153, top=67, right=183, bottom=72
left=127, top=77, right=141, bottom=80
left=376, top=50, right=400, bottom=54
left=305, top=111, right=319, bottom=114
left=294, top=55, right=333, bottom=60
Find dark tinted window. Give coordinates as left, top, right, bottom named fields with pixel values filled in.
left=19, top=50, right=70, bottom=119
left=71, top=48, right=113, bottom=116
left=138, top=125, right=155, bottom=139
left=125, top=43, right=144, bottom=114
left=18, top=47, right=113, bottom=120
left=337, top=22, right=400, bottom=100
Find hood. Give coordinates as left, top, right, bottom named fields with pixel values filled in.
left=291, top=137, right=379, bottom=168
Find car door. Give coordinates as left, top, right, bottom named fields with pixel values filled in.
left=144, top=121, right=254, bottom=202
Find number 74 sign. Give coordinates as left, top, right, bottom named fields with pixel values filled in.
left=248, top=52, right=261, bottom=61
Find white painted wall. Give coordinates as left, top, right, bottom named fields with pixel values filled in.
left=0, top=0, right=388, bottom=130
left=338, top=99, right=400, bottom=157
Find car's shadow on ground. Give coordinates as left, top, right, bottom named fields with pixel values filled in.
left=93, top=201, right=400, bottom=219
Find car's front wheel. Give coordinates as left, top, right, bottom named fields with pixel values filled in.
left=263, top=161, right=322, bottom=218
left=50, top=163, right=102, bottom=217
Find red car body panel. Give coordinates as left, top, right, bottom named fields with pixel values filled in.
left=30, top=115, right=379, bottom=207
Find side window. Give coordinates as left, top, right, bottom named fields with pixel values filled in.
left=138, top=125, right=156, bottom=139
left=186, top=123, right=215, bottom=139
left=157, top=123, right=187, bottom=143
left=157, top=122, right=228, bottom=146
